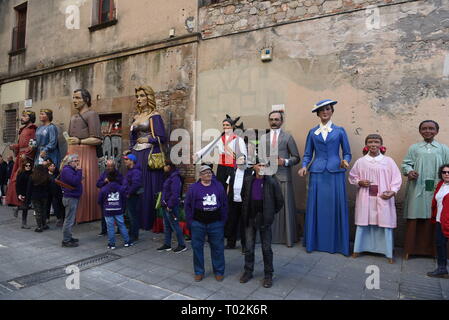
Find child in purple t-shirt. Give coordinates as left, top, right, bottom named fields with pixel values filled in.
left=97, top=170, right=132, bottom=249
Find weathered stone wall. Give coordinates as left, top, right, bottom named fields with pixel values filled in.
left=200, top=0, right=413, bottom=38
left=196, top=0, right=449, bottom=245
left=0, top=0, right=198, bottom=77
left=1, top=43, right=197, bottom=180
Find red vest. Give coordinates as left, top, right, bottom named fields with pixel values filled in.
left=220, top=134, right=237, bottom=167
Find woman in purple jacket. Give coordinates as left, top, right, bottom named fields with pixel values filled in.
left=184, top=165, right=228, bottom=282
left=60, top=154, right=83, bottom=248
left=157, top=160, right=186, bottom=253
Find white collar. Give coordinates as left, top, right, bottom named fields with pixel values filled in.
left=314, top=121, right=333, bottom=135
left=271, top=128, right=281, bottom=134
left=364, top=153, right=384, bottom=162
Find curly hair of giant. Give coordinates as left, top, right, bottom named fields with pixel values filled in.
left=135, top=85, right=157, bottom=114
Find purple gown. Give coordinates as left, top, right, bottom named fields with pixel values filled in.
left=130, top=114, right=166, bottom=230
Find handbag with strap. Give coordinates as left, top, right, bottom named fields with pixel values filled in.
left=147, top=117, right=165, bottom=170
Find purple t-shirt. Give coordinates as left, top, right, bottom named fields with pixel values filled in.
left=251, top=178, right=264, bottom=201
left=193, top=183, right=223, bottom=212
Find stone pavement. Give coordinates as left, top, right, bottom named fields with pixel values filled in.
left=0, top=204, right=447, bottom=300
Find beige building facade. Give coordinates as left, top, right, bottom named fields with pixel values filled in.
left=1, top=0, right=448, bottom=244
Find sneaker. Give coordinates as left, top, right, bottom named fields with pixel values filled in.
left=34, top=228, right=43, bottom=233
left=62, top=241, right=78, bottom=247
left=157, top=244, right=172, bottom=251
left=124, top=242, right=134, bottom=247
left=239, top=272, right=253, bottom=283
left=173, top=245, right=187, bottom=253
left=97, top=232, right=107, bottom=237
left=70, top=238, right=79, bottom=243
left=427, top=268, right=449, bottom=278
left=107, top=244, right=116, bottom=250
left=21, top=224, right=31, bottom=229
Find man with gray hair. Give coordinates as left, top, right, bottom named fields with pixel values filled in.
left=59, top=154, right=83, bottom=247
left=96, top=158, right=123, bottom=236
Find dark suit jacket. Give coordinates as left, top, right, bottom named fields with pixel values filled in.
left=259, top=129, right=300, bottom=182
left=241, top=175, right=284, bottom=227
left=227, top=167, right=253, bottom=202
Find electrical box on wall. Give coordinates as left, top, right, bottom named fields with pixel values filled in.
left=261, top=47, right=272, bottom=62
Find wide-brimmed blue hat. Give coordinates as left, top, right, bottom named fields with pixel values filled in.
left=311, top=99, right=338, bottom=113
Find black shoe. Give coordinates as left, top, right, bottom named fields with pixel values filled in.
left=225, top=242, right=235, bottom=249
left=173, top=245, right=187, bottom=253
left=97, top=232, right=107, bottom=237
left=42, top=225, right=49, bottom=230
left=157, top=244, right=172, bottom=251
left=34, top=228, right=43, bottom=233
left=263, top=276, right=273, bottom=288
left=239, top=272, right=253, bottom=283
left=427, top=268, right=449, bottom=278
left=62, top=241, right=79, bottom=247
left=70, top=238, right=79, bottom=243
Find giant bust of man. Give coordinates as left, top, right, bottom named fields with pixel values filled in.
left=66, top=89, right=103, bottom=223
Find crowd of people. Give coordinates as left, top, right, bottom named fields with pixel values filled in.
left=1, top=87, right=448, bottom=289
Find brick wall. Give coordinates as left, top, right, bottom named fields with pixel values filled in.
left=200, top=0, right=409, bottom=38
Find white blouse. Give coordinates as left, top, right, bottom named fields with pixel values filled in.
left=435, top=183, right=449, bottom=222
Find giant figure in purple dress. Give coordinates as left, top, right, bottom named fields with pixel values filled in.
left=126, top=85, right=166, bottom=231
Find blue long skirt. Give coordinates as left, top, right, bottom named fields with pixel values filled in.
left=132, top=148, right=163, bottom=231
left=303, top=170, right=350, bottom=256
left=353, top=226, right=394, bottom=259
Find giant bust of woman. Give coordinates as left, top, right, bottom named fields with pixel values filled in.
left=127, top=85, right=166, bottom=232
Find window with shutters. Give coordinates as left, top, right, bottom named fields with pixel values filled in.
left=89, top=0, right=117, bottom=32
left=10, top=2, right=27, bottom=53
left=3, top=110, right=18, bottom=143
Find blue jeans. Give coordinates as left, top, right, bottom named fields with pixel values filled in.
left=163, top=206, right=185, bottom=247
left=436, top=223, right=448, bottom=268
left=191, top=220, right=225, bottom=276
left=62, top=197, right=79, bottom=242
left=127, top=195, right=140, bottom=241
left=105, top=214, right=130, bottom=245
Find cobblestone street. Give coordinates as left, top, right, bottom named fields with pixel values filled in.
left=0, top=205, right=447, bottom=301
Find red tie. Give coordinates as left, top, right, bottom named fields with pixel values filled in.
left=271, top=131, right=278, bottom=148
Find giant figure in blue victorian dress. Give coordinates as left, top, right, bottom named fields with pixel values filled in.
left=298, top=99, right=352, bottom=256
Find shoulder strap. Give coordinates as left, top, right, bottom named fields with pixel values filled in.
left=78, top=112, right=89, bottom=128
left=149, top=117, right=164, bottom=154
